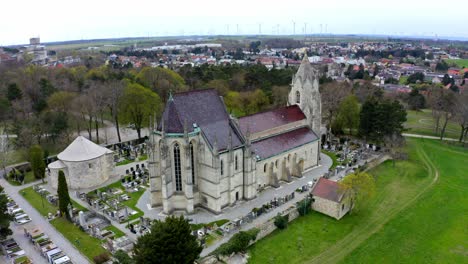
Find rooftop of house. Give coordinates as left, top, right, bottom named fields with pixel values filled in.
left=311, top=177, right=344, bottom=203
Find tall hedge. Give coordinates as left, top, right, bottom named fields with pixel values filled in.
left=29, top=145, right=45, bottom=182
left=57, top=170, right=71, bottom=218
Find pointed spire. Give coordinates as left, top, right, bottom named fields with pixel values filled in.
left=213, top=136, right=218, bottom=156
left=302, top=52, right=309, bottom=63
left=168, top=90, right=174, bottom=102
left=183, top=119, right=189, bottom=142
left=245, top=125, right=251, bottom=148
left=161, top=117, right=166, bottom=138
left=228, top=129, right=232, bottom=151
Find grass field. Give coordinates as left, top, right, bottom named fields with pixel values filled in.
left=404, top=109, right=462, bottom=139
left=445, top=59, right=468, bottom=68
left=248, top=139, right=468, bottom=263
left=321, top=150, right=339, bottom=170
left=51, top=217, right=108, bottom=260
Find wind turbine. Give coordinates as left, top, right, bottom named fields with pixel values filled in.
left=292, top=20, right=296, bottom=35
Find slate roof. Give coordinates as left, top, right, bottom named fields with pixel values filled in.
left=57, top=136, right=113, bottom=162
left=251, top=127, right=318, bottom=160
left=311, top=177, right=343, bottom=203
left=158, top=89, right=243, bottom=151
left=238, top=105, right=306, bottom=135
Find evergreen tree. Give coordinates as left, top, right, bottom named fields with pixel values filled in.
left=29, top=145, right=45, bottom=182
left=133, top=216, right=202, bottom=264
left=57, top=170, right=71, bottom=218
left=0, top=186, right=13, bottom=240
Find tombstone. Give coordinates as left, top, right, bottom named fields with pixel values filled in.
left=132, top=171, right=136, bottom=177
left=136, top=164, right=140, bottom=170
left=67, top=203, right=73, bottom=219
left=107, top=238, right=114, bottom=252
left=124, top=207, right=129, bottom=219
left=95, top=227, right=101, bottom=237
left=141, top=163, right=145, bottom=168
left=79, top=211, right=86, bottom=227
left=130, top=167, right=134, bottom=172
left=125, top=169, right=129, bottom=174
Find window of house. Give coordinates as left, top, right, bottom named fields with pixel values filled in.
left=190, top=142, right=195, bottom=184
left=296, top=91, right=300, bottom=104
left=220, top=159, right=224, bottom=176
left=88, top=164, right=92, bottom=169
left=174, top=143, right=182, bottom=191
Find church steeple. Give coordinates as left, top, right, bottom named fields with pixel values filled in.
left=288, top=51, right=322, bottom=134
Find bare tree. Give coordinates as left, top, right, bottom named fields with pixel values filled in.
left=454, top=93, right=468, bottom=143
left=320, top=81, right=351, bottom=140
left=438, top=90, right=456, bottom=140
left=104, top=80, right=125, bottom=143
left=0, top=128, right=13, bottom=176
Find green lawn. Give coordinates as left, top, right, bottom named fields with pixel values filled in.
left=91, top=180, right=146, bottom=221
left=20, top=186, right=110, bottom=260
left=103, top=225, right=126, bottom=239
left=321, top=150, right=339, bottom=170
left=248, top=139, right=467, bottom=263
left=404, top=109, right=462, bottom=139
left=51, top=217, right=108, bottom=260
left=445, top=59, right=468, bottom=68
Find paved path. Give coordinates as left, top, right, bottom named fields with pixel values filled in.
left=402, top=133, right=459, bottom=142
left=0, top=175, right=90, bottom=264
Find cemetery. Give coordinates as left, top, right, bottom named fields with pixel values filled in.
left=83, top=162, right=149, bottom=223
left=0, top=238, right=31, bottom=264
left=23, top=226, right=73, bottom=264
left=112, top=142, right=148, bottom=166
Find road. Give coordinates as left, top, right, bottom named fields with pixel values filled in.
left=402, top=133, right=459, bottom=142
left=0, top=175, right=90, bottom=264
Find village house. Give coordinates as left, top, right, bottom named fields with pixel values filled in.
left=311, top=177, right=351, bottom=220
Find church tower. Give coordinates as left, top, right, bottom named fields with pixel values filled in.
left=288, top=54, right=322, bottom=134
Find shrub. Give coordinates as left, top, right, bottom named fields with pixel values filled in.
left=274, top=213, right=289, bottom=229
left=296, top=197, right=312, bottom=216
left=93, top=252, right=110, bottom=264
left=214, top=228, right=260, bottom=257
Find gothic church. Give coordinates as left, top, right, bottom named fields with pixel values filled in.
left=148, top=55, right=322, bottom=214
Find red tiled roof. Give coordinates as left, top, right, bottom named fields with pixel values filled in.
left=238, top=105, right=306, bottom=135
left=251, top=127, right=318, bottom=160
left=311, top=177, right=343, bottom=203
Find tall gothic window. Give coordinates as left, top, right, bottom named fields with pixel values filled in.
left=190, top=142, right=195, bottom=184
left=174, top=143, right=182, bottom=191
left=296, top=91, right=301, bottom=104
left=220, top=160, right=224, bottom=176
left=235, top=155, right=238, bottom=171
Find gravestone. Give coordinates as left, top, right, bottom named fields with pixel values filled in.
left=79, top=211, right=86, bottom=228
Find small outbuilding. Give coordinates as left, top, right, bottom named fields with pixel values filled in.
left=311, top=177, right=351, bottom=220
left=48, top=136, right=114, bottom=190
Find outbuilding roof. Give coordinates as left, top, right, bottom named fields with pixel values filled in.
left=311, top=177, right=344, bottom=203
left=57, top=136, right=112, bottom=162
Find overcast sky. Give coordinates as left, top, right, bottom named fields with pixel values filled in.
left=1, top=0, right=466, bottom=45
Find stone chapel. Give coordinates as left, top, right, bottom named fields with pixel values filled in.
left=147, top=54, right=322, bottom=214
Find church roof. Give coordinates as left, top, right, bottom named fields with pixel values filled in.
left=158, top=89, right=243, bottom=151
left=238, top=105, right=306, bottom=135
left=294, top=54, right=318, bottom=85
left=311, top=177, right=344, bottom=203
left=57, top=136, right=113, bottom=162
left=251, top=127, right=318, bottom=160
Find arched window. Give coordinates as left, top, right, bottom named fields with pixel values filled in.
left=296, top=91, right=300, bottom=104
left=174, top=143, right=182, bottom=191
left=263, top=164, right=267, bottom=173
left=235, top=155, right=238, bottom=171
left=220, top=160, right=224, bottom=176
left=275, top=160, right=278, bottom=168
left=190, top=142, right=195, bottom=184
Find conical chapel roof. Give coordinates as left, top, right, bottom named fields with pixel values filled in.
left=57, top=136, right=113, bottom=162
